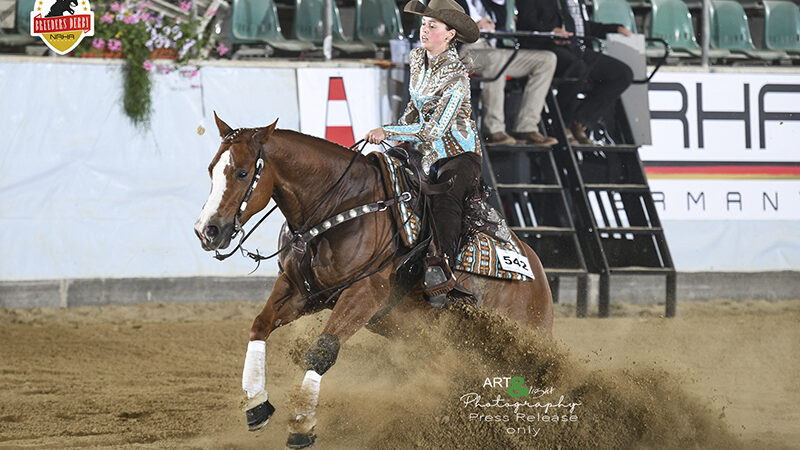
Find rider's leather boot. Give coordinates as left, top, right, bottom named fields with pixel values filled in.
left=424, top=252, right=456, bottom=308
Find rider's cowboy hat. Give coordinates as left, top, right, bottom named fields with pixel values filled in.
left=404, top=0, right=480, bottom=44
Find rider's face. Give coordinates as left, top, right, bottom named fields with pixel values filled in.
left=420, top=17, right=455, bottom=54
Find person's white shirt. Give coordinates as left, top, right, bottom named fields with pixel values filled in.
left=464, top=0, right=506, bottom=25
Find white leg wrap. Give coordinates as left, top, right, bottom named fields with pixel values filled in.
left=300, top=370, right=322, bottom=410
left=290, top=370, right=323, bottom=434
left=242, top=340, right=266, bottom=399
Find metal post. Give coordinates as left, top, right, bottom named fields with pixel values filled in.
left=701, top=0, right=710, bottom=67
left=576, top=274, right=588, bottom=318
left=324, top=0, right=333, bottom=61
left=666, top=272, right=677, bottom=317
left=598, top=273, right=610, bottom=317
left=549, top=276, right=561, bottom=304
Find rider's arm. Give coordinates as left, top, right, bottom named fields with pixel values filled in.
left=396, top=100, right=420, bottom=127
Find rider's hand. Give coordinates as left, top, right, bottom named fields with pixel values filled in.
left=477, top=17, right=496, bottom=32
left=617, top=26, right=633, bottom=37
left=553, top=27, right=573, bottom=45
left=365, top=128, right=386, bottom=144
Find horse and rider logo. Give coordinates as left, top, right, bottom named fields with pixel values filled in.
left=30, top=0, right=94, bottom=55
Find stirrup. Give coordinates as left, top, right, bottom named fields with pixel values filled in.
left=424, top=261, right=455, bottom=308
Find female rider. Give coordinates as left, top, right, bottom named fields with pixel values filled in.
left=364, top=0, right=481, bottom=307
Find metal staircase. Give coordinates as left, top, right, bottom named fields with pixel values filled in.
left=474, top=84, right=676, bottom=317
left=481, top=143, right=590, bottom=311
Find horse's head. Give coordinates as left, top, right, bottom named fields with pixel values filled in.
left=194, top=112, right=278, bottom=251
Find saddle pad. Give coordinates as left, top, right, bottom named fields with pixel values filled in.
left=372, top=151, right=531, bottom=282
left=455, top=231, right=532, bottom=281
left=372, top=151, right=422, bottom=247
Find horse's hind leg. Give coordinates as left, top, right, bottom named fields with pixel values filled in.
left=286, top=271, right=389, bottom=448
left=242, top=273, right=305, bottom=431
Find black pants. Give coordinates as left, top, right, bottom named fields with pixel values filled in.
left=428, top=152, right=482, bottom=259
left=550, top=46, right=633, bottom=127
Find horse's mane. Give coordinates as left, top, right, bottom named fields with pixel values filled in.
left=274, top=129, right=372, bottom=163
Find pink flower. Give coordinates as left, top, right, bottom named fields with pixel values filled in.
left=141, top=12, right=151, bottom=21
left=179, top=1, right=191, bottom=12
left=216, top=42, right=228, bottom=56
left=143, top=60, right=153, bottom=71
left=101, top=12, right=113, bottom=23
left=205, top=8, right=215, bottom=17
left=92, top=38, right=106, bottom=49
left=110, top=1, right=121, bottom=12
left=123, top=14, right=139, bottom=24
left=190, top=69, right=199, bottom=77
left=107, top=39, right=122, bottom=52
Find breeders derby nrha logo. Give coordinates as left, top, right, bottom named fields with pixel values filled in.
left=30, top=0, right=94, bottom=54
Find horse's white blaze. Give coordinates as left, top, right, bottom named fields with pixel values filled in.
left=242, top=339, right=267, bottom=398
left=195, top=150, right=231, bottom=233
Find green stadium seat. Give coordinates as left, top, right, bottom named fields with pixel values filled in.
left=647, top=0, right=730, bottom=59
left=230, top=0, right=315, bottom=53
left=763, top=0, right=800, bottom=55
left=17, top=0, right=36, bottom=34
left=505, top=0, right=517, bottom=32
left=355, top=0, right=404, bottom=45
left=293, top=0, right=377, bottom=53
left=500, top=0, right=517, bottom=47
left=0, top=0, right=38, bottom=47
left=0, top=28, right=37, bottom=47
left=592, top=0, right=637, bottom=34
left=710, top=0, right=786, bottom=60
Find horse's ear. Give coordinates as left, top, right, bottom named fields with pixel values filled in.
left=254, top=118, right=279, bottom=144
left=213, top=111, right=233, bottom=138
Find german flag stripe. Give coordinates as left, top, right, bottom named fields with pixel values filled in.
left=643, top=163, right=800, bottom=179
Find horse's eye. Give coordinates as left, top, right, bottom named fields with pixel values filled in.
left=237, top=170, right=248, bottom=180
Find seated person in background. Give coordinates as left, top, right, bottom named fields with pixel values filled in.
left=457, top=0, right=558, bottom=146
left=516, top=0, right=633, bottom=145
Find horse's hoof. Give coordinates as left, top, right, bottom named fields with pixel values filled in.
left=286, top=431, right=316, bottom=448
left=244, top=393, right=275, bottom=431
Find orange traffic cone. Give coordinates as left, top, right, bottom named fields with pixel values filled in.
left=324, top=77, right=355, bottom=147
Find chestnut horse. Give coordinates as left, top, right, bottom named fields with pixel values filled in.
left=194, top=113, right=553, bottom=448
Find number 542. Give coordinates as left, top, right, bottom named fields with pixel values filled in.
left=503, top=255, right=528, bottom=270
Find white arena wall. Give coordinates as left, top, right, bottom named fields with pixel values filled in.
left=0, top=57, right=798, bottom=307
left=0, top=56, right=391, bottom=282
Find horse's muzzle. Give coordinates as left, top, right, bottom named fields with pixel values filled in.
left=194, top=220, right=234, bottom=251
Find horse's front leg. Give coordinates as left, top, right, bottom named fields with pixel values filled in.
left=286, top=269, right=389, bottom=448
left=242, top=273, right=305, bottom=431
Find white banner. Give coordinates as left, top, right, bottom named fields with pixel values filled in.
left=641, top=72, right=800, bottom=162
left=0, top=60, right=299, bottom=281
left=648, top=179, right=800, bottom=220
left=296, top=67, right=390, bottom=148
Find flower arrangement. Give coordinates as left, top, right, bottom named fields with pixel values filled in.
left=74, top=0, right=226, bottom=127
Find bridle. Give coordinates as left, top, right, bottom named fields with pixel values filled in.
left=209, top=131, right=419, bottom=306
left=212, top=132, right=377, bottom=267
left=230, top=128, right=266, bottom=237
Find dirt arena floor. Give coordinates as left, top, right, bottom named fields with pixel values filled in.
left=1, top=297, right=798, bottom=449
